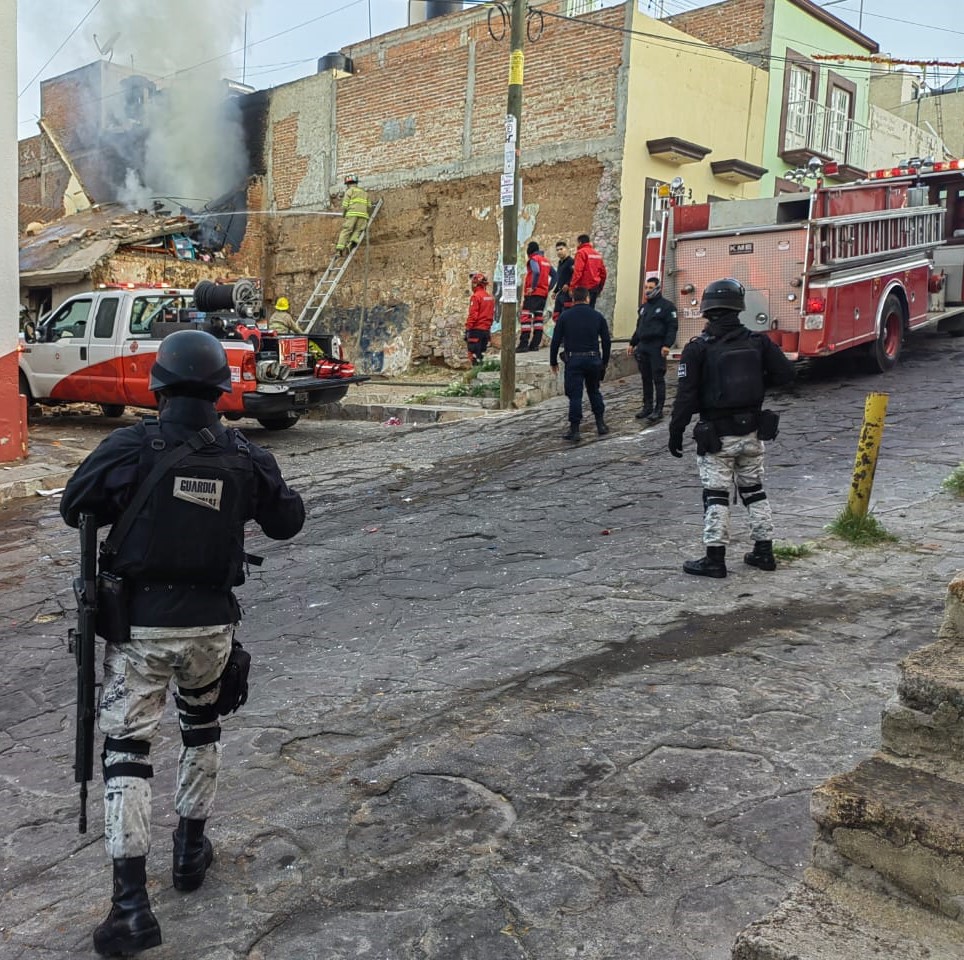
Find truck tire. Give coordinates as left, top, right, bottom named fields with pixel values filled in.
left=18, top=370, right=36, bottom=404
left=257, top=415, right=300, bottom=430
left=100, top=404, right=126, bottom=418
left=869, top=294, right=904, bottom=372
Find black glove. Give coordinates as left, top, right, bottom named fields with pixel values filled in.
left=599, top=365, right=607, bottom=381
left=668, top=431, right=684, bottom=458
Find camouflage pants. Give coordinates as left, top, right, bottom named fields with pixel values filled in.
left=98, top=625, right=234, bottom=859
left=696, top=434, right=773, bottom=547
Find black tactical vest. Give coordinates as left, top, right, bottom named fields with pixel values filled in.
left=699, top=329, right=766, bottom=413
left=111, top=420, right=255, bottom=589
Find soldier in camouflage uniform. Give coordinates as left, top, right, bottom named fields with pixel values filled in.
left=61, top=330, right=304, bottom=956
left=667, top=278, right=794, bottom=579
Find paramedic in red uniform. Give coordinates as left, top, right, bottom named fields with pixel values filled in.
left=519, top=241, right=555, bottom=352
left=465, top=273, right=495, bottom=365
left=568, top=234, right=607, bottom=309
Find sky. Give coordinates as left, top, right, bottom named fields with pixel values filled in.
left=15, top=0, right=964, bottom=136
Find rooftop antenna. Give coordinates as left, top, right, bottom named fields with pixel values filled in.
left=93, top=32, right=120, bottom=62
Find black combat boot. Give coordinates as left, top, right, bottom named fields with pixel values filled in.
left=172, top=817, right=213, bottom=892
left=683, top=545, right=727, bottom=578
left=562, top=422, right=581, bottom=442
left=646, top=406, right=664, bottom=423
left=93, top=857, right=162, bottom=956
left=595, top=415, right=610, bottom=436
left=744, top=540, right=777, bottom=571
left=635, top=404, right=653, bottom=420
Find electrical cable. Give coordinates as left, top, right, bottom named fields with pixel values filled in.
left=18, top=0, right=103, bottom=99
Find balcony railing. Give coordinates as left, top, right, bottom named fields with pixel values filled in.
left=783, top=96, right=869, bottom=171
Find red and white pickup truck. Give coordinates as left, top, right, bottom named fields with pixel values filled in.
left=18, top=281, right=367, bottom=430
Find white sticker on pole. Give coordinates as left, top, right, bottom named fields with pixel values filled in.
left=505, top=114, right=517, bottom=143
left=500, top=174, right=514, bottom=207
left=502, top=264, right=517, bottom=303
left=503, top=144, right=515, bottom=175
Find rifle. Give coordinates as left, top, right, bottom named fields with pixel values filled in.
left=68, top=512, right=97, bottom=834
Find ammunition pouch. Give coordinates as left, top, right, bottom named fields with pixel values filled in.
left=758, top=409, right=780, bottom=442
left=693, top=420, right=723, bottom=456
left=216, top=640, right=251, bottom=716
left=95, top=571, right=130, bottom=644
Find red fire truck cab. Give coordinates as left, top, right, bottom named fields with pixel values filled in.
left=645, top=160, right=964, bottom=371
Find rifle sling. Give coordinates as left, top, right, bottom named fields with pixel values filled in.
left=101, top=427, right=217, bottom=558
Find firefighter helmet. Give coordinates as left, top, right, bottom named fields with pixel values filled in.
left=149, top=330, right=233, bottom=396
left=700, top=278, right=746, bottom=315
left=344, top=173, right=359, bottom=185
left=275, top=296, right=289, bottom=311
left=471, top=272, right=488, bottom=288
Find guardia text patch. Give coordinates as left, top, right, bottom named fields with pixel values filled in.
left=677, top=363, right=687, bottom=378
left=173, top=476, right=223, bottom=511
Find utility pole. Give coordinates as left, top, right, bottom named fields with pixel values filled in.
left=500, top=0, right=526, bottom=409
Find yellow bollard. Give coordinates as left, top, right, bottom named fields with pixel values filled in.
left=847, top=392, right=889, bottom=518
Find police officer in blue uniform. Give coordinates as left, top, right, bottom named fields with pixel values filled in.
left=61, top=330, right=305, bottom=956
left=667, top=279, right=794, bottom=578
left=628, top=275, right=678, bottom=422
left=550, top=286, right=612, bottom=442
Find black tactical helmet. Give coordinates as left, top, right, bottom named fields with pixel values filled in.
left=700, top=278, right=746, bottom=315
left=149, top=329, right=232, bottom=395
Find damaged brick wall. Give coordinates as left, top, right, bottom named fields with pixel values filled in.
left=261, top=158, right=605, bottom=373
left=96, top=250, right=258, bottom=290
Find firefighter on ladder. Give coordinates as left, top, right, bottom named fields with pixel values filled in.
left=335, top=174, right=372, bottom=256
left=465, top=273, right=495, bottom=365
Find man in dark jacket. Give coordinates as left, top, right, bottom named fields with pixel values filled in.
left=628, top=275, right=678, bottom=423
left=61, top=330, right=305, bottom=956
left=551, top=240, right=575, bottom=324
left=550, top=286, right=612, bottom=442
left=667, top=278, right=794, bottom=579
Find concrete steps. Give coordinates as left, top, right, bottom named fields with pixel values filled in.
left=733, top=575, right=964, bottom=959
left=882, top=639, right=964, bottom=782
left=733, top=870, right=964, bottom=960
left=810, top=756, right=964, bottom=920
left=315, top=348, right=638, bottom=424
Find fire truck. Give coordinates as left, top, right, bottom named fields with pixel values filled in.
left=645, top=159, right=964, bottom=371
left=18, top=279, right=367, bottom=430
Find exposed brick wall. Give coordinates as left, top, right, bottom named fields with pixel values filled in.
left=18, top=137, right=42, bottom=205
left=271, top=115, right=311, bottom=210
left=336, top=1, right=625, bottom=178
left=664, top=0, right=767, bottom=53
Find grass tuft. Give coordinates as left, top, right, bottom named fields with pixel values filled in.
left=772, top=541, right=815, bottom=561
left=826, top=507, right=898, bottom=545
left=941, top=464, right=964, bottom=497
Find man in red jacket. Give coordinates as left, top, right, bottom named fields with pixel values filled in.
left=520, top=241, right=556, bottom=351
left=465, top=272, right=495, bottom=365
left=568, top=234, right=607, bottom=309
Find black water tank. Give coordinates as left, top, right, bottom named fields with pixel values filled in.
left=317, top=52, right=354, bottom=75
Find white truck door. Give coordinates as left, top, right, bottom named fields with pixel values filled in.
left=25, top=296, right=95, bottom=400
left=85, top=295, right=122, bottom=403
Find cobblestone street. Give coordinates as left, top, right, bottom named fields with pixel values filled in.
left=1, top=333, right=963, bottom=959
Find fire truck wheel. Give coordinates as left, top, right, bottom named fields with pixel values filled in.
left=100, top=404, right=126, bottom=418
left=869, top=294, right=904, bottom=373
left=257, top=415, right=300, bottom=430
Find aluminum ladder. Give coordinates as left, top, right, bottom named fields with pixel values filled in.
left=299, top=197, right=383, bottom=334
left=810, top=204, right=945, bottom=271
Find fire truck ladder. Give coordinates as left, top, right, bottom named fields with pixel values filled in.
left=299, top=197, right=383, bottom=334
left=810, top=204, right=945, bottom=272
